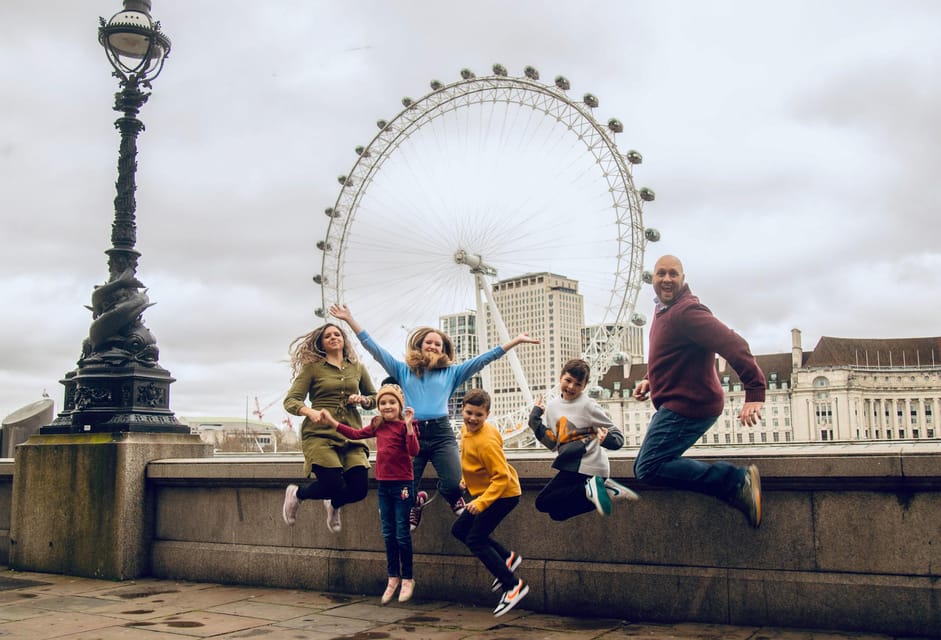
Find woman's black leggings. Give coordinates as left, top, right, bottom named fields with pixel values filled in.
left=297, top=464, right=368, bottom=508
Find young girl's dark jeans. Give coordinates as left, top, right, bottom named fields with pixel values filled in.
left=378, top=480, right=415, bottom=579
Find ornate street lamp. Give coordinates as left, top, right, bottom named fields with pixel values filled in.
left=43, top=0, right=187, bottom=434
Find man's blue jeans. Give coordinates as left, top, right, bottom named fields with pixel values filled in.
left=377, top=481, right=414, bottom=579
left=634, top=407, right=743, bottom=500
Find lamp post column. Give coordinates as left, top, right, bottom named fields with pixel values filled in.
left=42, top=1, right=186, bottom=434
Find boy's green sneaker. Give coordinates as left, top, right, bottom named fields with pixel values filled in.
left=585, top=476, right=611, bottom=516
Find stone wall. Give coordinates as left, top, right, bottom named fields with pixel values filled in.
left=144, top=446, right=940, bottom=637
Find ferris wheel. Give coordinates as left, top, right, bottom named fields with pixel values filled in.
left=314, top=64, right=660, bottom=420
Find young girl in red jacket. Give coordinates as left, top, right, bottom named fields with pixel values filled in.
left=321, top=384, right=421, bottom=604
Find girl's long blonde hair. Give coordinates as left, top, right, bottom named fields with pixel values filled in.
left=404, top=327, right=454, bottom=378
left=289, top=323, right=357, bottom=378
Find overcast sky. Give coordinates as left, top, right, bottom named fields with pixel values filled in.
left=2, top=1, right=939, bottom=426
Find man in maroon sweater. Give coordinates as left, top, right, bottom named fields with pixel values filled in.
left=632, top=255, right=765, bottom=527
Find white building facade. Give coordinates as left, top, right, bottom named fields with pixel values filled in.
left=595, top=329, right=940, bottom=448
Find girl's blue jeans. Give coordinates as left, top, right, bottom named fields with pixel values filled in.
left=377, top=481, right=414, bottom=579
left=412, top=416, right=463, bottom=505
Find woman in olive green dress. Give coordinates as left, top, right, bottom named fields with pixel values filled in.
left=281, top=322, right=376, bottom=532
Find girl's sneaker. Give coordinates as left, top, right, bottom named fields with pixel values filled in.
left=282, top=484, right=300, bottom=525
left=409, top=491, right=428, bottom=531
left=324, top=500, right=342, bottom=533
left=381, top=577, right=400, bottom=605
left=398, top=578, right=415, bottom=602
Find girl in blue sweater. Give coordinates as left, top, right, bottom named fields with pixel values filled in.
left=330, top=303, right=538, bottom=529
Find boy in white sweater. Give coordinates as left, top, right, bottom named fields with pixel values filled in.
left=529, top=359, right=638, bottom=519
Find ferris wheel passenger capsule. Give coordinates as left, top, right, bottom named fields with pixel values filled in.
left=644, top=228, right=661, bottom=242
left=312, top=275, right=323, bottom=284
left=524, top=66, right=539, bottom=80
left=337, top=175, right=352, bottom=186
left=492, top=64, right=507, bottom=76
left=626, top=150, right=643, bottom=164
left=430, top=79, right=443, bottom=91
left=316, top=240, right=332, bottom=252
left=639, top=187, right=656, bottom=202
left=608, top=118, right=623, bottom=133
left=324, top=207, right=341, bottom=218
left=588, top=385, right=604, bottom=399
left=613, top=351, right=628, bottom=365
left=315, top=308, right=325, bottom=318
left=460, top=68, right=475, bottom=79
left=631, top=312, right=647, bottom=327
left=555, top=76, right=570, bottom=90
left=642, top=270, right=653, bottom=284
left=376, top=119, right=389, bottom=130
left=583, top=93, right=599, bottom=108
left=402, top=97, right=414, bottom=108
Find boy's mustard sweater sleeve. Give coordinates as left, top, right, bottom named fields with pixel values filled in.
left=469, top=431, right=514, bottom=512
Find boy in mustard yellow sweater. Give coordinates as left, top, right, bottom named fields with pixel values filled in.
left=452, top=389, right=529, bottom=617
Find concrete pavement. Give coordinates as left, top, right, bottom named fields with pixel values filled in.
left=0, top=566, right=920, bottom=639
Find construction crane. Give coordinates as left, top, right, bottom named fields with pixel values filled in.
left=253, top=396, right=278, bottom=422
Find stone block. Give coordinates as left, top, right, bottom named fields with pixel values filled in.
left=9, top=433, right=210, bottom=579
left=729, top=568, right=940, bottom=637
left=813, top=490, right=941, bottom=575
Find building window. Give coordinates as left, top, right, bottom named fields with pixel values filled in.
left=813, top=376, right=830, bottom=400
left=815, top=403, right=833, bottom=425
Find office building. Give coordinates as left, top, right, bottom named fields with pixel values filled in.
left=439, top=310, right=481, bottom=421
left=485, top=272, right=584, bottom=420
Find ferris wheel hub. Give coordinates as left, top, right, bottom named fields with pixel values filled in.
left=454, top=249, right=497, bottom=276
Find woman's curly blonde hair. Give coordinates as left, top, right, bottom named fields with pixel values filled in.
left=289, top=323, right=357, bottom=378
left=404, top=327, right=454, bottom=378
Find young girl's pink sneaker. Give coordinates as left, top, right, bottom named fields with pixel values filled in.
left=398, top=578, right=415, bottom=603
left=381, top=577, right=400, bottom=605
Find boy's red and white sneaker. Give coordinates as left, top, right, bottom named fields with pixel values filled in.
left=490, top=551, right=523, bottom=592
left=493, top=578, right=529, bottom=617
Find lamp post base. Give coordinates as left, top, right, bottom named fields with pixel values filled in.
left=41, top=363, right=189, bottom=434
left=9, top=432, right=211, bottom=580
